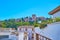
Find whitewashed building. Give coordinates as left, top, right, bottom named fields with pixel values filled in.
left=49, top=6, right=60, bottom=18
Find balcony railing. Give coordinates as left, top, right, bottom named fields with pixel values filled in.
left=32, top=33, right=51, bottom=40
left=18, top=27, right=51, bottom=40
left=0, top=28, right=16, bottom=32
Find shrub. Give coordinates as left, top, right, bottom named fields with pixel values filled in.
left=34, top=24, right=39, bottom=27
left=39, top=23, right=47, bottom=29
left=55, top=17, right=60, bottom=22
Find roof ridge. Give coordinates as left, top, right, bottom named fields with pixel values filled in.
left=48, top=6, right=60, bottom=15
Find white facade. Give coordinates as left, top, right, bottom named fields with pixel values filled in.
left=52, top=11, right=60, bottom=18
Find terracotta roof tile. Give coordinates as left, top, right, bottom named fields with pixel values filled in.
left=48, top=6, right=60, bottom=15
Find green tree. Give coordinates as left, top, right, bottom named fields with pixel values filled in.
left=46, top=18, right=53, bottom=24
left=1, top=22, right=7, bottom=28
left=34, top=24, right=39, bottom=27
left=55, top=17, right=60, bottom=22
left=34, top=21, right=39, bottom=27
left=39, top=23, right=47, bottom=29
left=15, top=22, right=23, bottom=26
left=23, top=22, right=29, bottom=26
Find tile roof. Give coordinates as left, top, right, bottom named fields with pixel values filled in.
left=48, top=6, right=60, bottom=15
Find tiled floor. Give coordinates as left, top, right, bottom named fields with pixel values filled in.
left=0, top=38, right=10, bottom=40
left=0, top=35, right=10, bottom=40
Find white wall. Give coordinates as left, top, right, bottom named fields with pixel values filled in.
left=19, top=32, right=24, bottom=40
left=0, top=32, right=11, bottom=35
left=52, top=11, right=60, bottom=18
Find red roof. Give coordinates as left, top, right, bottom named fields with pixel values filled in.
left=48, top=6, right=60, bottom=15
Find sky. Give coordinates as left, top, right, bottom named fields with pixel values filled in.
left=0, top=0, right=60, bottom=20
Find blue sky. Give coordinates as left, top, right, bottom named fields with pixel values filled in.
left=0, top=0, right=60, bottom=20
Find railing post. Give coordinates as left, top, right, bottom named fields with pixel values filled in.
left=24, top=32, right=28, bottom=40
left=36, top=33, right=39, bottom=40
left=36, top=34, right=51, bottom=40
left=32, top=33, right=34, bottom=40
